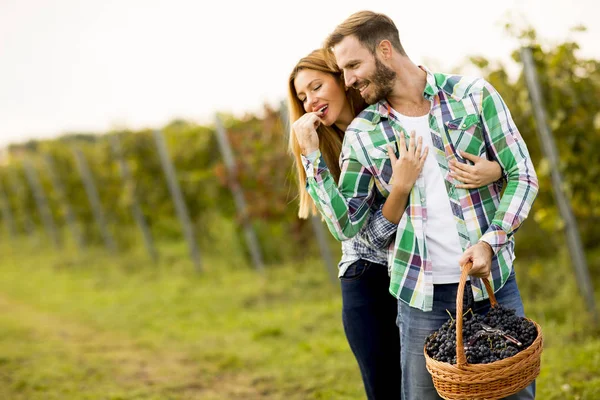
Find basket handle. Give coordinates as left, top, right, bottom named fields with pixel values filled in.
left=456, top=262, right=497, bottom=367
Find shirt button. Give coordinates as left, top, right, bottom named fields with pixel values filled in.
left=461, top=124, right=467, bottom=128
left=420, top=197, right=426, bottom=204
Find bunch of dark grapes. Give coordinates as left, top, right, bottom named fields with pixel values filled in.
left=483, top=305, right=537, bottom=348
left=425, top=305, right=537, bottom=365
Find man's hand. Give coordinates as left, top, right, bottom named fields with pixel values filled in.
left=292, top=112, right=323, bottom=155
left=459, top=241, right=494, bottom=278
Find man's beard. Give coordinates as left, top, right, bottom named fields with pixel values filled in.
left=358, top=57, right=396, bottom=105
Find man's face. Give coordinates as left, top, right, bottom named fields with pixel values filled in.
left=332, top=35, right=396, bottom=104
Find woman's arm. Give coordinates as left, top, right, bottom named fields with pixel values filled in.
left=382, top=131, right=428, bottom=224
left=357, top=205, right=398, bottom=249
left=295, top=112, right=377, bottom=241
left=329, top=132, right=428, bottom=247
left=303, top=144, right=378, bottom=241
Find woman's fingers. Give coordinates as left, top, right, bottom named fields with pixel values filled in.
left=450, top=159, right=474, bottom=174
left=419, top=146, right=429, bottom=168
left=459, top=150, right=481, bottom=163
left=408, top=130, right=416, bottom=154
left=294, top=112, right=320, bottom=132
left=398, top=132, right=407, bottom=156
left=414, top=136, right=423, bottom=158
left=451, top=168, right=475, bottom=184
left=292, top=113, right=323, bottom=155
left=309, top=113, right=323, bottom=129
left=387, top=145, right=398, bottom=164
left=455, top=183, right=478, bottom=189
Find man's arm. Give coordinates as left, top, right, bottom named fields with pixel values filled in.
left=302, top=142, right=378, bottom=241
left=477, top=81, right=539, bottom=253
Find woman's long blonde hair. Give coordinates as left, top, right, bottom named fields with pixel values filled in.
left=287, top=49, right=366, bottom=219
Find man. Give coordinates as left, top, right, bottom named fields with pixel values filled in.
left=296, top=10, right=538, bottom=400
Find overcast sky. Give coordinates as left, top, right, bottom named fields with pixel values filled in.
left=1, top=0, right=598, bottom=148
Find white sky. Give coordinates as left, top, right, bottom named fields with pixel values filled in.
left=1, top=0, right=598, bottom=148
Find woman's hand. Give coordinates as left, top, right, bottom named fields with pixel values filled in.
left=292, top=112, right=323, bottom=156
left=387, top=131, right=428, bottom=193
left=450, top=151, right=503, bottom=189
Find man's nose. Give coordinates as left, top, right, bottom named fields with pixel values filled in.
left=344, top=72, right=356, bottom=89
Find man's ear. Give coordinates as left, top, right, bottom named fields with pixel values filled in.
left=377, top=40, right=393, bottom=60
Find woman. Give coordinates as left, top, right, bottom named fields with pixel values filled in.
left=287, top=49, right=502, bottom=399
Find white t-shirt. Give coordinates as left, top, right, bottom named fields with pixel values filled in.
left=393, top=112, right=464, bottom=284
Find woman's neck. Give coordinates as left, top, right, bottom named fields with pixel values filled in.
left=335, top=121, right=348, bottom=132
left=334, top=96, right=355, bottom=133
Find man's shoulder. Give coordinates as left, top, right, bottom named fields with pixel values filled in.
left=433, top=71, right=488, bottom=100
left=346, top=104, right=383, bottom=134
left=342, top=104, right=386, bottom=151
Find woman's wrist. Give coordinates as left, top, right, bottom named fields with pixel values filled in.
left=391, top=181, right=412, bottom=195
left=302, top=147, right=320, bottom=157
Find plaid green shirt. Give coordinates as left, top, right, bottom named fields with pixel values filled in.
left=304, top=67, right=538, bottom=311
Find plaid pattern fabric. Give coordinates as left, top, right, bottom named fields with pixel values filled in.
left=304, top=152, right=398, bottom=276
left=303, top=67, right=538, bottom=311
left=338, top=205, right=398, bottom=277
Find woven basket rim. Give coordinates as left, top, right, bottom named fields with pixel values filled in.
left=423, top=263, right=543, bottom=398
left=424, top=319, right=543, bottom=372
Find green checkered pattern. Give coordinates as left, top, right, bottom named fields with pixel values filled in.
left=302, top=67, right=538, bottom=311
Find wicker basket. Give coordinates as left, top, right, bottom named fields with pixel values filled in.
left=424, top=263, right=543, bottom=400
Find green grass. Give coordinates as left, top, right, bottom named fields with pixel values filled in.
left=0, top=238, right=598, bottom=399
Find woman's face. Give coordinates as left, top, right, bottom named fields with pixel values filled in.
left=293, top=69, right=353, bottom=128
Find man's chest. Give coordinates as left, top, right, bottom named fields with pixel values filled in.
left=353, top=96, right=488, bottom=196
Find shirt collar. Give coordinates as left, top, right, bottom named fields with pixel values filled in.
left=420, top=65, right=439, bottom=101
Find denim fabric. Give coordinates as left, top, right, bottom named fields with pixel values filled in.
left=397, top=273, right=535, bottom=400
left=341, top=259, right=402, bottom=399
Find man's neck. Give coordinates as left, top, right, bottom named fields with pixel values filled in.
left=386, top=59, right=430, bottom=117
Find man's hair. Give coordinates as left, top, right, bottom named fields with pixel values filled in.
left=324, top=10, right=406, bottom=56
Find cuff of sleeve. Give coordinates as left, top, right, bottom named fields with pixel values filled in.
left=301, top=149, right=328, bottom=181
left=479, top=225, right=508, bottom=255
left=305, top=150, right=320, bottom=163
left=301, top=150, right=321, bottom=179
left=374, top=205, right=397, bottom=234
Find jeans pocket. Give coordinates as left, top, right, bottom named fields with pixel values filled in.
left=340, top=260, right=370, bottom=281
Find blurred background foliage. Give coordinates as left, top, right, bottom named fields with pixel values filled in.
left=2, top=27, right=599, bottom=268
left=0, top=25, right=599, bottom=400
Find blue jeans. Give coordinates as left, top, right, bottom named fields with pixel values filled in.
left=341, top=259, right=402, bottom=400
left=397, top=273, right=536, bottom=400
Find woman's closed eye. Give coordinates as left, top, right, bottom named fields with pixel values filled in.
left=299, top=85, right=321, bottom=104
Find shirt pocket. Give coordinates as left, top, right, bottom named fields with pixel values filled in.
left=366, top=144, right=395, bottom=191
left=445, top=114, right=484, bottom=157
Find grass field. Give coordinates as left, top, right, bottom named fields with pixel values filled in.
left=0, top=238, right=598, bottom=399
